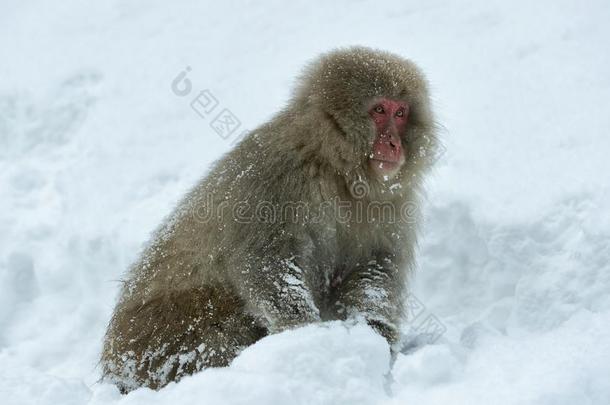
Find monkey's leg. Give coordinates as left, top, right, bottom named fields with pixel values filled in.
left=101, top=284, right=267, bottom=392
left=232, top=254, right=321, bottom=332
left=333, top=254, right=405, bottom=346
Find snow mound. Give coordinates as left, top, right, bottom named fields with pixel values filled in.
left=90, top=323, right=390, bottom=405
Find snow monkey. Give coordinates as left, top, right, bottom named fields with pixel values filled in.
left=101, top=46, right=438, bottom=392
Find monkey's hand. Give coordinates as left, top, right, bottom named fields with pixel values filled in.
left=237, top=256, right=321, bottom=332
left=335, top=257, right=404, bottom=347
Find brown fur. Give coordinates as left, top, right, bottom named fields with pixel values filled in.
left=101, top=46, right=438, bottom=392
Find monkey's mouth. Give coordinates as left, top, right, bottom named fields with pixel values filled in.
left=369, top=142, right=405, bottom=178
left=369, top=149, right=404, bottom=165
left=370, top=156, right=401, bottom=164
left=370, top=139, right=403, bottom=163
left=370, top=158, right=401, bottom=170
left=369, top=158, right=403, bottom=179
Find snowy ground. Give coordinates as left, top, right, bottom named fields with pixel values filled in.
left=1, top=1, right=610, bottom=404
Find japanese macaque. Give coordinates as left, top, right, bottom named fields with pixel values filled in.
left=101, top=46, right=437, bottom=392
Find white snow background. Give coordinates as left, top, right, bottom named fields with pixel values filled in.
left=1, top=1, right=610, bottom=404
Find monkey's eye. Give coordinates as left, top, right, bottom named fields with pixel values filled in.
left=374, top=105, right=385, bottom=114
left=396, top=109, right=405, bottom=117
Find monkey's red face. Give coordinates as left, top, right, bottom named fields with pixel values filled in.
left=368, top=98, right=409, bottom=179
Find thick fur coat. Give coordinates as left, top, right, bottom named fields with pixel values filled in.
left=101, top=46, right=437, bottom=392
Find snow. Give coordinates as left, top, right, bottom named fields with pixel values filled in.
left=1, top=0, right=610, bottom=404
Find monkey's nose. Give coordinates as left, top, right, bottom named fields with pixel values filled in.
left=383, top=132, right=399, bottom=150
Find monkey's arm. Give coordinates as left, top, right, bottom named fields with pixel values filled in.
left=235, top=253, right=321, bottom=332
left=335, top=254, right=405, bottom=346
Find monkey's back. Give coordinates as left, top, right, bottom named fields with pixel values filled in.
left=100, top=123, right=331, bottom=391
